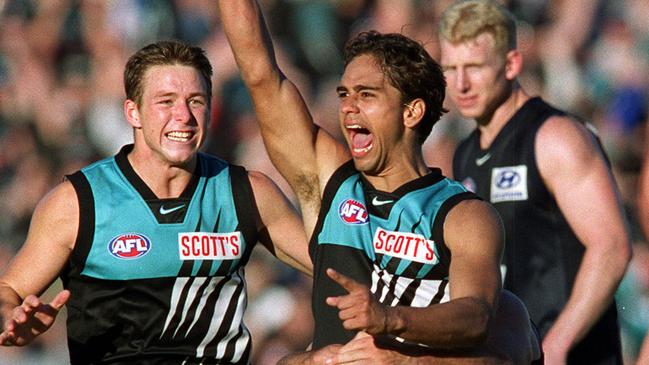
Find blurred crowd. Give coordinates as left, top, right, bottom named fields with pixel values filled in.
left=0, top=0, right=648, bottom=364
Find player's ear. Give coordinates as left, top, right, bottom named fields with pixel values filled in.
left=505, top=49, right=523, bottom=80
left=403, top=98, right=425, bottom=129
left=124, top=99, right=142, bottom=128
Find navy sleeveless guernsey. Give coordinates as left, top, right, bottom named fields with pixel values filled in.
left=453, top=97, right=622, bottom=364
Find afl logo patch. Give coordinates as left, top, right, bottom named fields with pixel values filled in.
left=339, top=199, right=368, bottom=225
left=108, top=233, right=152, bottom=259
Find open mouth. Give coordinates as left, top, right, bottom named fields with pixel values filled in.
left=166, top=131, right=194, bottom=142
left=347, top=124, right=373, bottom=156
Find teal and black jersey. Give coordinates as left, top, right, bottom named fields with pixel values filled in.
left=61, top=145, right=258, bottom=365
left=310, top=161, right=478, bottom=348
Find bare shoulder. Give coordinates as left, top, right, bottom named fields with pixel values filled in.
left=536, top=114, right=601, bottom=163
left=30, top=180, right=79, bottom=251
left=444, top=198, right=504, bottom=254
left=244, top=170, right=290, bottom=209
left=445, top=199, right=502, bottom=232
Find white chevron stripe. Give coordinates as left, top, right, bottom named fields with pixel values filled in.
left=161, top=277, right=190, bottom=337
left=173, top=277, right=208, bottom=338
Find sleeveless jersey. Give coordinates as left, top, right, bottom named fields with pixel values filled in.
left=453, top=97, right=622, bottom=364
left=61, top=145, right=258, bottom=365
left=311, top=161, right=477, bottom=348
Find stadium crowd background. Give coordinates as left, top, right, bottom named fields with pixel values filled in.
left=0, top=0, right=647, bottom=364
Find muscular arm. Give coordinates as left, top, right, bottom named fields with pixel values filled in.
left=326, top=199, right=503, bottom=349
left=248, top=171, right=312, bottom=276
left=388, top=199, right=503, bottom=348
left=536, top=116, right=631, bottom=358
left=217, top=0, right=349, bottom=235
left=0, top=181, right=78, bottom=346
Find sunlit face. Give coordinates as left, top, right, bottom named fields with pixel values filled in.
left=440, top=33, right=510, bottom=124
left=127, top=64, right=209, bottom=168
left=337, top=54, right=407, bottom=175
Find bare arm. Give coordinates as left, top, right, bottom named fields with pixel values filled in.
left=217, top=0, right=349, bottom=234
left=536, top=116, right=631, bottom=360
left=0, top=181, right=78, bottom=346
left=249, top=171, right=312, bottom=276
left=325, top=199, right=503, bottom=349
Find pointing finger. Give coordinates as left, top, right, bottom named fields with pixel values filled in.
left=50, top=290, right=71, bottom=310
left=326, top=268, right=365, bottom=293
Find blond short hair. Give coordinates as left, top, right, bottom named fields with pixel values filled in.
left=439, top=0, right=517, bottom=55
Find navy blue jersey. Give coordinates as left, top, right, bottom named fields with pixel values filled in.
left=311, top=161, right=477, bottom=348
left=61, top=145, right=258, bottom=364
left=453, top=97, right=622, bottom=364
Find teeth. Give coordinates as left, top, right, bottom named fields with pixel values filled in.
left=347, top=124, right=363, bottom=129
left=353, top=145, right=372, bottom=153
left=167, top=131, right=192, bottom=141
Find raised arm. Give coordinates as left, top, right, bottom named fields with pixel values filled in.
left=536, top=116, right=631, bottom=362
left=0, top=181, right=78, bottom=346
left=248, top=170, right=312, bottom=276
left=217, top=0, right=349, bottom=231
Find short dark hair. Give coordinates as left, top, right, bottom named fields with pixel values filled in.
left=344, top=31, right=447, bottom=144
left=124, top=40, right=213, bottom=105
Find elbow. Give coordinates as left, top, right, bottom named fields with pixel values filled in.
left=603, top=235, right=632, bottom=282
left=454, top=300, right=492, bottom=348
left=240, top=62, right=282, bottom=91
left=467, top=308, right=492, bottom=347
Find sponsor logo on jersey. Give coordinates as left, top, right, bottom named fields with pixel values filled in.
left=108, top=233, right=152, bottom=259
left=373, top=227, right=437, bottom=264
left=179, top=232, right=242, bottom=260
left=490, top=165, right=528, bottom=203
left=339, top=199, right=369, bottom=224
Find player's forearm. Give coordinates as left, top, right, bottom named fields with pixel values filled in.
left=545, top=238, right=630, bottom=349
left=386, top=297, right=491, bottom=349
left=218, top=0, right=278, bottom=88
left=0, top=283, right=22, bottom=326
left=277, top=351, right=313, bottom=365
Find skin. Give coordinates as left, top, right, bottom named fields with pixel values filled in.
left=0, top=63, right=311, bottom=347
left=441, top=30, right=631, bottom=364
left=218, top=1, right=526, bottom=363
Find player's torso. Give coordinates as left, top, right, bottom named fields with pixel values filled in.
left=452, top=98, right=613, bottom=336
left=62, top=146, right=256, bottom=364
left=311, top=162, right=473, bottom=347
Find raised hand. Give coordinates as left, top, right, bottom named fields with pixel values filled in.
left=0, top=289, right=70, bottom=346
left=325, top=268, right=390, bottom=336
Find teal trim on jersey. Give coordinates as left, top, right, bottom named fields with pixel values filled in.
left=318, top=172, right=468, bottom=279
left=386, top=178, right=467, bottom=278
left=317, top=174, right=374, bottom=255
left=79, top=154, right=244, bottom=280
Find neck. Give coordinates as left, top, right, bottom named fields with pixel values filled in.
left=477, top=87, right=529, bottom=148
left=127, top=147, right=196, bottom=199
left=362, top=152, right=430, bottom=192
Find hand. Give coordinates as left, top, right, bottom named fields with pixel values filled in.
left=0, top=289, right=70, bottom=346
left=332, top=332, right=413, bottom=365
left=325, top=268, right=389, bottom=335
